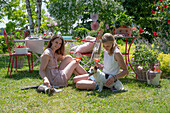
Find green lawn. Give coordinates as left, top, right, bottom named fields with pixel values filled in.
left=0, top=42, right=169, bottom=112
left=0, top=55, right=169, bottom=112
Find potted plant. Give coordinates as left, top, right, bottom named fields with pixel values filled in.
left=132, top=38, right=159, bottom=81
left=113, top=11, right=134, bottom=28
left=112, top=11, right=134, bottom=37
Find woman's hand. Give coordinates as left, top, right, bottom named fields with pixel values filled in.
left=73, top=58, right=80, bottom=63
left=43, top=77, right=50, bottom=87
left=57, top=54, right=64, bottom=61
left=95, top=62, right=102, bottom=69
left=105, top=76, right=115, bottom=87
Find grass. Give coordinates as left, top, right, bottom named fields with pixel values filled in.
left=0, top=43, right=170, bottom=112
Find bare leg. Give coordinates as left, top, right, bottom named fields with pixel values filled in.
left=59, top=55, right=87, bottom=80
left=73, top=74, right=89, bottom=83
left=76, top=80, right=96, bottom=90
left=58, top=55, right=73, bottom=70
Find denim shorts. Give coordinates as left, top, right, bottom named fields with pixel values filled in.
left=88, top=75, right=99, bottom=90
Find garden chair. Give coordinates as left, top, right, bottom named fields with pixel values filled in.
left=10, top=30, right=30, bottom=47
left=3, top=29, right=34, bottom=77
left=70, top=29, right=104, bottom=68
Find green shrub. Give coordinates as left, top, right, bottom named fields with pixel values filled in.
left=0, top=35, right=14, bottom=54
left=158, top=53, right=170, bottom=78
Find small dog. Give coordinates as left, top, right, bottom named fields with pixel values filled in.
left=88, top=66, right=124, bottom=92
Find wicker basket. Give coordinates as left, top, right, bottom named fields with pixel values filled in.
left=135, top=64, right=147, bottom=81
left=135, top=63, right=155, bottom=81
left=14, top=58, right=25, bottom=68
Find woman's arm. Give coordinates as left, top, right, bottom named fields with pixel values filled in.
left=105, top=52, right=128, bottom=86
left=39, top=55, right=50, bottom=87
left=114, top=52, right=128, bottom=79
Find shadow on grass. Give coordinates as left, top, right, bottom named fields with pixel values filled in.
left=4, top=70, right=41, bottom=80
left=86, top=88, right=128, bottom=98
left=120, top=77, right=162, bottom=88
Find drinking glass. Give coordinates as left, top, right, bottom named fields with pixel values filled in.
left=75, top=53, right=82, bottom=60
left=94, top=54, right=100, bottom=62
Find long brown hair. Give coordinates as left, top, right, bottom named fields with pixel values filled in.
left=45, top=34, right=65, bottom=55
left=102, top=33, right=116, bottom=55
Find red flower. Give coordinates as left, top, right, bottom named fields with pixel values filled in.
left=151, top=10, right=155, bottom=14
left=139, top=28, right=143, bottom=33
left=158, top=5, right=161, bottom=10
left=14, top=45, right=29, bottom=48
left=159, top=0, right=162, bottom=3
left=164, top=4, right=167, bottom=8
left=162, top=3, right=164, bottom=5
left=154, top=32, right=159, bottom=37
left=168, top=19, right=170, bottom=24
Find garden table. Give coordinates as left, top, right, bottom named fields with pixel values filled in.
left=115, top=36, right=140, bottom=79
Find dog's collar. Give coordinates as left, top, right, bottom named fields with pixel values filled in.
left=105, top=74, right=117, bottom=82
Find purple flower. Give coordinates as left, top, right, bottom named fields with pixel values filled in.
left=131, top=57, right=134, bottom=61
left=79, top=15, right=83, bottom=19
left=45, top=20, right=48, bottom=22
left=106, top=24, right=109, bottom=29
left=91, top=21, right=99, bottom=31
left=90, top=14, right=98, bottom=21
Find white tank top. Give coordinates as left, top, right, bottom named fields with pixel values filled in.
left=103, top=47, right=120, bottom=75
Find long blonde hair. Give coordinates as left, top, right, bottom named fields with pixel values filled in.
left=102, top=33, right=116, bottom=55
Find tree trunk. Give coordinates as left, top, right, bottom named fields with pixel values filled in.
left=26, top=0, right=34, bottom=34
left=36, top=0, right=42, bottom=33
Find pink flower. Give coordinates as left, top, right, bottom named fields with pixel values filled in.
left=47, top=24, right=51, bottom=27
left=45, top=20, right=48, bottom=22
left=54, top=22, right=58, bottom=26
left=106, top=24, right=109, bottom=29
left=131, top=27, right=137, bottom=31
left=91, top=21, right=99, bottom=31
left=90, top=14, right=98, bottom=21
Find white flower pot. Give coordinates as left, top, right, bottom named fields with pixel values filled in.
left=146, top=70, right=161, bottom=86
left=14, top=48, right=29, bottom=54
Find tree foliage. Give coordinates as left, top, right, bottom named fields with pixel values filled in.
left=48, top=0, right=124, bottom=34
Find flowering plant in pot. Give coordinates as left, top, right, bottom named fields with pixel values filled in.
left=112, top=11, right=134, bottom=37
left=132, top=38, right=159, bottom=81
left=113, top=11, right=134, bottom=28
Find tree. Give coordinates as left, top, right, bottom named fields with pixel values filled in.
left=26, top=0, right=34, bottom=33
left=36, top=0, right=42, bottom=33
left=48, top=0, right=124, bottom=34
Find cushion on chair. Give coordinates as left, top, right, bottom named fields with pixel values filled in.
left=71, top=36, right=96, bottom=54
left=75, top=42, right=95, bottom=54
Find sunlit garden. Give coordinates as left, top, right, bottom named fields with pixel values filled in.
left=0, top=0, right=169, bottom=112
